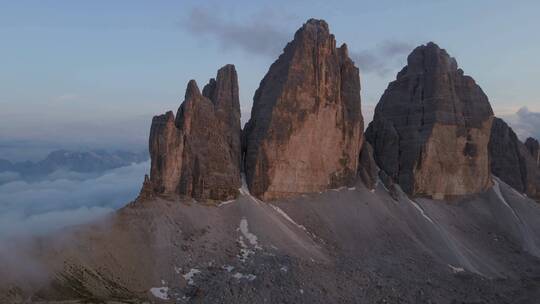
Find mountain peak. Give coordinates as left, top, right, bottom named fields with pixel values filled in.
left=366, top=43, right=493, bottom=198
left=242, top=18, right=363, bottom=200
left=405, top=41, right=458, bottom=75
left=148, top=65, right=241, bottom=201
left=185, top=79, right=201, bottom=99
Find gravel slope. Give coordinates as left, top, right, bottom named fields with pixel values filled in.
left=2, top=178, right=540, bottom=303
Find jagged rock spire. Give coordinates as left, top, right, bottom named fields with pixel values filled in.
left=148, top=65, right=242, bottom=201
left=242, top=19, right=364, bottom=200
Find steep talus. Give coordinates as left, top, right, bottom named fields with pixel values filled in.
left=366, top=42, right=494, bottom=199
left=149, top=65, right=242, bottom=201
left=4, top=179, right=540, bottom=303
left=242, top=19, right=364, bottom=200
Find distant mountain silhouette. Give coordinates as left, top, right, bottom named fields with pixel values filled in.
left=0, top=149, right=148, bottom=183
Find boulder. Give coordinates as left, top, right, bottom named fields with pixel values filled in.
left=242, top=19, right=364, bottom=200
left=148, top=65, right=242, bottom=201
left=366, top=42, right=494, bottom=199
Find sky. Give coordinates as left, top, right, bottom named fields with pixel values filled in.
left=1, top=0, right=540, bottom=158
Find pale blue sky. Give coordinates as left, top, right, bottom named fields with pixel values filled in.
left=1, top=0, right=539, bottom=152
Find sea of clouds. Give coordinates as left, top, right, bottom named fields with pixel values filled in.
left=0, top=161, right=149, bottom=240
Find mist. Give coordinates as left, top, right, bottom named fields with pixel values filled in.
left=0, top=161, right=149, bottom=240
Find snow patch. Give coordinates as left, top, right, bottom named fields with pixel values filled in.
left=269, top=204, right=306, bottom=231
left=222, top=265, right=235, bottom=272
left=448, top=264, right=465, bottom=273
left=239, top=218, right=259, bottom=246
left=218, top=200, right=235, bottom=207
left=232, top=272, right=257, bottom=281
left=280, top=266, right=288, bottom=272
left=377, top=177, right=389, bottom=192
left=269, top=204, right=325, bottom=244
left=493, top=178, right=521, bottom=222
left=348, top=187, right=356, bottom=191
left=237, top=236, right=255, bottom=262
left=407, top=198, right=435, bottom=224
left=183, top=268, right=201, bottom=286
left=150, top=287, right=169, bottom=300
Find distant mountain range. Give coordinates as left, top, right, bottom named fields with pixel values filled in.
left=0, top=149, right=148, bottom=183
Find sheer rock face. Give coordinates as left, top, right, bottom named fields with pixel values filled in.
left=490, top=119, right=540, bottom=200
left=525, top=137, right=540, bottom=168
left=149, top=65, right=241, bottom=201
left=242, top=19, right=364, bottom=200
left=366, top=42, right=494, bottom=199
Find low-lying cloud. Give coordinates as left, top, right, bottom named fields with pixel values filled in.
left=501, top=107, right=540, bottom=141
left=0, top=161, right=149, bottom=240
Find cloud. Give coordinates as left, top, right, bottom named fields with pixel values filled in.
left=350, top=41, right=413, bottom=76
left=501, top=107, right=540, bottom=141
left=0, top=171, right=20, bottom=184
left=183, top=8, right=291, bottom=57
left=0, top=161, right=149, bottom=240
left=183, top=7, right=413, bottom=78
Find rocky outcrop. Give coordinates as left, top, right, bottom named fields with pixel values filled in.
left=148, top=65, right=241, bottom=201
left=490, top=119, right=540, bottom=200
left=366, top=42, right=494, bottom=199
left=242, top=19, right=364, bottom=200
left=525, top=137, right=539, bottom=168
left=358, top=141, right=378, bottom=190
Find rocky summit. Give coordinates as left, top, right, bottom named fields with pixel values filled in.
left=148, top=64, right=242, bottom=201
left=490, top=118, right=540, bottom=201
left=365, top=42, right=494, bottom=199
left=242, top=19, right=364, bottom=200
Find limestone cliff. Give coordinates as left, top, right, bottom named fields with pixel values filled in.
left=242, top=19, right=364, bottom=200
left=366, top=42, right=494, bottom=199
left=148, top=65, right=241, bottom=201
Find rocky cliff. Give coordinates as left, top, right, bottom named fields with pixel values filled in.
left=242, top=19, right=364, bottom=200
left=490, top=118, right=540, bottom=200
left=525, top=137, right=539, bottom=168
left=358, top=141, right=378, bottom=190
left=149, top=64, right=241, bottom=201
left=365, top=42, right=494, bottom=199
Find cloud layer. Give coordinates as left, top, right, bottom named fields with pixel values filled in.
left=0, top=161, right=149, bottom=240
left=501, top=107, right=540, bottom=141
